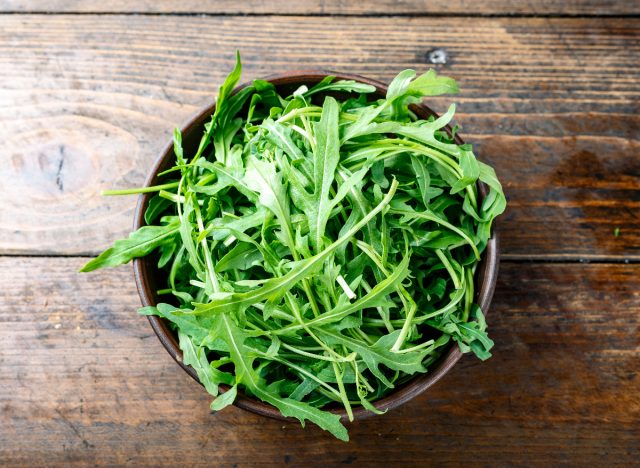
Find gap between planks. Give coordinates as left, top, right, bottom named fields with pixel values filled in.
left=0, top=12, right=639, bottom=18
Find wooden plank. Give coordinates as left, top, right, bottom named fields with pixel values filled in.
left=1, top=257, right=638, bottom=464
left=0, top=15, right=638, bottom=259
left=1, top=0, right=637, bottom=15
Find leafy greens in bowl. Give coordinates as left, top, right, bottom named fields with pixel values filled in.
left=82, top=53, right=506, bottom=441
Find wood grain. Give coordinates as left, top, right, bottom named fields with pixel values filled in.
left=0, top=15, right=638, bottom=260
left=1, top=257, right=638, bottom=465
left=2, top=0, right=637, bottom=15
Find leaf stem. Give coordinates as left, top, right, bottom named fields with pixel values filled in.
left=102, top=181, right=179, bottom=196
left=332, top=361, right=354, bottom=421
left=435, top=249, right=461, bottom=290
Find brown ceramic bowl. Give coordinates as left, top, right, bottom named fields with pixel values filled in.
left=133, top=71, right=500, bottom=422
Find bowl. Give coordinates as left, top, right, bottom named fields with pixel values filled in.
left=133, top=71, right=500, bottom=422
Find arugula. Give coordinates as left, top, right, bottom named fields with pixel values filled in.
left=81, top=219, right=179, bottom=272
left=82, top=52, right=506, bottom=441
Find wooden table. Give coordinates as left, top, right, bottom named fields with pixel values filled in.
left=1, top=1, right=639, bottom=465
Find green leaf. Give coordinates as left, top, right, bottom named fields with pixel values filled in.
left=304, top=77, right=376, bottom=97
left=191, top=179, right=398, bottom=316
left=194, top=50, right=245, bottom=160
left=204, top=209, right=266, bottom=242
left=450, top=149, right=480, bottom=194
left=341, top=105, right=387, bottom=142
left=210, top=385, right=238, bottom=411
left=212, top=312, right=348, bottom=440
left=178, top=195, right=203, bottom=275
left=145, top=195, right=173, bottom=225
left=243, top=156, right=295, bottom=251
left=386, top=69, right=417, bottom=102
left=194, top=156, right=257, bottom=203
left=410, top=154, right=431, bottom=207
left=277, top=250, right=411, bottom=333
left=458, top=306, right=494, bottom=360
left=139, top=303, right=210, bottom=343
left=260, top=119, right=306, bottom=161
left=408, top=69, right=459, bottom=97
left=290, top=378, right=319, bottom=401
left=253, top=79, right=283, bottom=109
left=478, top=161, right=507, bottom=218
left=317, top=329, right=428, bottom=388
left=179, top=330, right=234, bottom=397
left=217, top=51, right=243, bottom=110
left=80, top=220, right=179, bottom=272
left=308, top=96, right=341, bottom=250
left=173, top=127, right=185, bottom=166
left=387, top=69, right=458, bottom=119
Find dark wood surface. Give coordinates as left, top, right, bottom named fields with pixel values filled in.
left=1, top=15, right=638, bottom=260
left=3, top=0, right=638, bottom=15
left=2, top=259, right=639, bottom=465
left=0, top=3, right=638, bottom=466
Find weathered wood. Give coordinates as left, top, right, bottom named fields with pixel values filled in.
left=0, top=15, right=638, bottom=260
left=1, top=257, right=638, bottom=465
left=2, top=0, right=637, bottom=15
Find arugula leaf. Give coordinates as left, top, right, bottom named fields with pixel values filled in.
left=139, top=303, right=210, bottom=343
left=145, top=195, right=173, bottom=225
left=191, top=179, right=398, bottom=316
left=411, top=154, right=431, bottom=207
left=213, top=312, right=348, bottom=440
left=243, top=156, right=296, bottom=251
left=210, top=385, right=238, bottom=411
left=318, top=329, right=428, bottom=388
left=308, top=96, right=341, bottom=251
left=387, top=69, right=458, bottom=120
left=80, top=219, right=179, bottom=272
left=408, top=69, right=459, bottom=97
left=304, top=76, right=376, bottom=97
left=179, top=330, right=234, bottom=397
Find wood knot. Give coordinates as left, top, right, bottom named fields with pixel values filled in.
left=426, top=48, right=449, bottom=65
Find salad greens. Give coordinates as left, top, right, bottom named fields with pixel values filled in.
left=82, top=52, right=506, bottom=441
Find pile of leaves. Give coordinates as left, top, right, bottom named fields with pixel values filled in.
left=82, top=53, right=506, bottom=441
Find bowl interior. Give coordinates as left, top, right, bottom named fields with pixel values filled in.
left=133, top=71, right=499, bottom=421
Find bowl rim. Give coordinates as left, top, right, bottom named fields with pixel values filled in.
left=133, top=70, right=500, bottom=422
